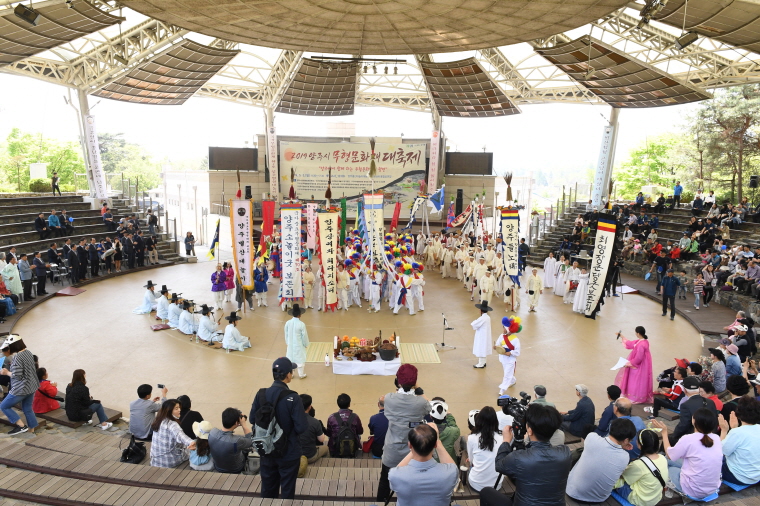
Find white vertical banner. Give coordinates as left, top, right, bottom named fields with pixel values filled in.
left=363, top=194, right=385, bottom=268
left=584, top=216, right=617, bottom=316
left=427, top=130, right=440, bottom=191
left=83, top=115, right=108, bottom=199
left=501, top=209, right=519, bottom=276
left=318, top=213, right=339, bottom=310
left=306, top=203, right=318, bottom=250
left=267, top=126, right=279, bottom=199
left=591, top=125, right=614, bottom=207
left=280, top=204, right=303, bottom=302
left=229, top=199, right=253, bottom=289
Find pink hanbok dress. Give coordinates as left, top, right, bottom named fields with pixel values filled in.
left=615, top=338, right=653, bottom=404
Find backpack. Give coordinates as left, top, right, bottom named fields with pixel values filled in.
left=252, top=388, right=290, bottom=458
left=333, top=412, right=358, bottom=458
left=149, top=214, right=158, bottom=225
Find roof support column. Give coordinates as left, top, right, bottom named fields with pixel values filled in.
left=591, top=106, right=620, bottom=208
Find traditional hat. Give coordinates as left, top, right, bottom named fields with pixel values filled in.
left=143, top=280, right=156, bottom=288
left=170, top=293, right=180, bottom=302
left=288, top=304, right=303, bottom=317
left=182, top=300, right=194, bottom=310
left=200, top=304, right=212, bottom=315
left=225, top=311, right=242, bottom=322
left=160, top=284, right=170, bottom=293
left=475, top=300, right=493, bottom=312
left=674, top=358, right=690, bottom=369
left=192, top=421, right=214, bottom=440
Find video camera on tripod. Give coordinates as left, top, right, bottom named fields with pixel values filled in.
left=497, top=391, right=531, bottom=450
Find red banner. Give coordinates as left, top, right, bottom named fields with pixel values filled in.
left=390, top=202, right=401, bottom=232
left=262, top=200, right=276, bottom=237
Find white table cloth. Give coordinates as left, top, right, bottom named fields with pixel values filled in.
left=332, top=354, right=401, bottom=375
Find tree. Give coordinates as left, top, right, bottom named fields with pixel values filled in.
left=613, top=134, right=680, bottom=199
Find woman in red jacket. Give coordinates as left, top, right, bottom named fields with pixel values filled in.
left=32, top=368, right=60, bottom=414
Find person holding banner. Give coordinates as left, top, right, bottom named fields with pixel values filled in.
left=526, top=269, right=544, bottom=312
left=337, top=263, right=350, bottom=310
left=503, top=277, right=521, bottom=312
left=554, top=257, right=568, bottom=296
left=235, top=276, right=254, bottom=312
left=369, top=266, right=383, bottom=312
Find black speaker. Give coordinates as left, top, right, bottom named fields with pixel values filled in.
left=455, top=189, right=464, bottom=216
left=750, top=175, right=759, bottom=189
left=245, top=185, right=252, bottom=199
left=14, top=4, right=39, bottom=25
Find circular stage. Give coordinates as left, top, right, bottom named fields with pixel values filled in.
left=13, top=260, right=704, bottom=429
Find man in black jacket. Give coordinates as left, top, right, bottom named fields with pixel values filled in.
left=480, top=403, right=571, bottom=506
left=518, top=239, right=530, bottom=274
left=669, top=376, right=717, bottom=445
left=76, top=239, right=88, bottom=280
left=46, top=243, right=60, bottom=265
left=34, top=212, right=50, bottom=240
left=32, top=251, right=49, bottom=295
left=62, top=239, right=72, bottom=258
left=67, top=246, right=80, bottom=284
left=124, top=234, right=135, bottom=269
left=134, top=231, right=145, bottom=267
left=88, top=238, right=100, bottom=277
left=250, top=357, right=308, bottom=500
left=60, top=209, right=74, bottom=235
left=559, top=384, right=595, bottom=438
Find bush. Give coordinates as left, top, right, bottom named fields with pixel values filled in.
left=60, top=184, right=75, bottom=192
left=28, top=179, right=50, bottom=193
left=680, top=191, right=694, bottom=203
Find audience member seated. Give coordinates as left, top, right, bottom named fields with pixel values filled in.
left=388, top=424, right=457, bottom=506
left=429, top=398, right=459, bottom=462
left=669, top=376, right=717, bottom=445
left=559, top=384, right=595, bottom=438
left=612, top=397, right=646, bottom=459
left=466, top=406, right=502, bottom=492
left=649, top=367, right=686, bottom=416
left=209, top=407, right=253, bottom=474
left=129, top=384, right=166, bottom=440
left=64, top=369, right=113, bottom=430
left=613, top=429, right=668, bottom=506
left=726, top=345, right=742, bottom=377
left=190, top=420, right=215, bottom=471
left=721, top=375, right=750, bottom=421
left=717, top=397, right=760, bottom=486
left=594, top=385, right=621, bottom=437
left=326, top=393, right=364, bottom=457
left=708, top=348, right=727, bottom=393
left=698, top=381, right=723, bottom=412
left=368, top=396, right=389, bottom=458
left=149, top=399, right=195, bottom=468
left=298, top=393, right=328, bottom=478
left=653, top=408, right=721, bottom=500
left=479, top=404, right=571, bottom=506
left=566, top=418, right=637, bottom=503
left=177, top=394, right=204, bottom=440
left=32, top=367, right=61, bottom=414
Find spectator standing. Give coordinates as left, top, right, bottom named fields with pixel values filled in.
left=613, top=429, right=668, bottom=506
left=327, top=393, right=364, bottom=457
left=51, top=171, right=61, bottom=196
left=250, top=357, right=308, bottom=499
left=661, top=269, right=680, bottom=320
left=88, top=238, right=99, bottom=277
left=32, top=252, right=49, bottom=295
left=177, top=395, right=204, bottom=440
left=208, top=407, right=253, bottom=473
left=673, top=181, right=683, bottom=208
left=368, top=397, right=389, bottom=458
left=298, top=393, right=327, bottom=478
left=595, top=385, right=621, bottom=437
left=149, top=399, right=195, bottom=467
left=147, top=209, right=158, bottom=235
left=559, top=384, right=595, bottom=438
left=566, top=418, right=637, bottom=503
left=184, top=232, right=196, bottom=256
left=18, top=254, right=34, bottom=301
left=128, top=384, right=166, bottom=440
left=717, top=397, right=760, bottom=486
left=0, top=336, right=39, bottom=435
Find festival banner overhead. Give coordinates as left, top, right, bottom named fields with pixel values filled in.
left=428, top=130, right=440, bottom=191
left=280, top=141, right=426, bottom=217
left=267, top=126, right=279, bottom=198
left=229, top=200, right=254, bottom=290
left=363, top=193, right=385, bottom=269
left=450, top=203, right=473, bottom=228
left=585, top=215, right=617, bottom=318
left=305, top=203, right=318, bottom=250
left=501, top=209, right=520, bottom=277
left=318, top=213, right=339, bottom=311
left=83, top=116, right=108, bottom=199
left=280, top=204, right=303, bottom=303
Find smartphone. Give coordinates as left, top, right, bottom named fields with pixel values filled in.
left=157, top=384, right=165, bottom=389
left=408, top=421, right=424, bottom=428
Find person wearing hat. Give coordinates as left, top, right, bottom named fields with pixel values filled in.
left=302, top=263, right=315, bottom=309
left=410, top=263, right=425, bottom=311
left=470, top=257, right=488, bottom=301
left=284, top=304, right=309, bottom=378
left=660, top=268, right=680, bottom=320
left=254, top=259, right=269, bottom=307
left=167, top=293, right=182, bottom=328
left=730, top=324, right=753, bottom=363
left=155, top=285, right=171, bottom=320
left=197, top=304, right=223, bottom=347
left=336, top=262, right=350, bottom=310
left=222, top=311, right=250, bottom=351
left=525, top=268, right=543, bottom=312
left=178, top=300, right=199, bottom=336
left=0, top=336, right=39, bottom=435
left=368, top=264, right=383, bottom=313
left=429, top=398, right=459, bottom=462
left=250, top=357, right=308, bottom=498
left=478, top=268, right=495, bottom=306
left=189, top=420, right=216, bottom=471
left=377, top=364, right=432, bottom=503
left=471, top=300, right=493, bottom=369
left=133, top=280, right=158, bottom=314
left=725, top=344, right=743, bottom=377
left=494, top=317, right=520, bottom=394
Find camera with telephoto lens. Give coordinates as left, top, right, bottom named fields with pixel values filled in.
left=498, top=391, right=531, bottom=449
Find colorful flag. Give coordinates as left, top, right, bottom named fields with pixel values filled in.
left=446, top=202, right=455, bottom=227
left=428, top=185, right=445, bottom=212
left=340, top=197, right=347, bottom=243
left=390, top=202, right=401, bottom=232
left=207, top=219, right=220, bottom=259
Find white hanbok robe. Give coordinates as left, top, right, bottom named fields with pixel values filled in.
left=133, top=289, right=157, bottom=314
left=223, top=323, right=251, bottom=351
left=1, top=264, right=21, bottom=295
left=503, top=277, right=521, bottom=310
left=496, top=334, right=520, bottom=391
left=370, top=271, right=382, bottom=311
left=526, top=275, right=544, bottom=307
left=563, top=267, right=581, bottom=303
left=155, top=295, right=170, bottom=320
left=479, top=274, right=496, bottom=305
left=543, top=257, right=557, bottom=288
left=167, top=303, right=182, bottom=328
left=178, top=309, right=198, bottom=335
left=284, top=317, right=310, bottom=366
left=572, top=273, right=590, bottom=313
left=471, top=313, right=493, bottom=359
left=197, top=315, right=222, bottom=342
left=554, top=264, right=568, bottom=296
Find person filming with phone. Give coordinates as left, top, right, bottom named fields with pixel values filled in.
left=129, top=383, right=168, bottom=441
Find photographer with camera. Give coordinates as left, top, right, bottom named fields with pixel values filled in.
left=376, top=364, right=431, bottom=503
left=480, top=404, right=570, bottom=506
left=208, top=407, right=252, bottom=474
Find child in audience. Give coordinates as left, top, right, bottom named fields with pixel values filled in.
left=190, top=420, right=215, bottom=471
left=676, top=270, right=688, bottom=300
left=693, top=272, right=705, bottom=310
left=32, top=368, right=61, bottom=414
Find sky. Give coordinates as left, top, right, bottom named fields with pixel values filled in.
left=0, top=72, right=700, bottom=176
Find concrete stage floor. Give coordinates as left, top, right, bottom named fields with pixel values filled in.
left=13, top=261, right=706, bottom=430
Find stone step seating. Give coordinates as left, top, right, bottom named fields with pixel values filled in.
left=0, top=224, right=116, bottom=249
left=0, top=215, right=109, bottom=236
left=0, top=409, right=46, bottom=428
left=0, top=204, right=94, bottom=224
left=36, top=407, right=122, bottom=429
left=0, top=196, right=83, bottom=207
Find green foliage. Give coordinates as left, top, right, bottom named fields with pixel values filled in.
left=98, top=132, right=162, bottom=190
left=28, top=179, right=50, bottom=193
left=60, top=184, right=75, bottom=192
left=613, top=134, right=680, bottom=199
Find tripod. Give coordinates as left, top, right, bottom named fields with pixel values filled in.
left=436, top=313, right=456, bottom=351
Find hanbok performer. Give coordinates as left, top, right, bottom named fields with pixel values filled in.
left=133, top=280, right=158, bottom=314
left=197, top=304, right=223, bottom=346
left=302, top=263, right=315, bottom=309
left=369, top=266, right=382, bottom=312
left=563, top=261, right=581, bottom=304
left=471, top=301, right=493, bottom=369
left=167, top=294, right=182, bottom=328
left=615, top=326, right=653, bottom=404
left=284, top=304, right=309, bottom=379
left=222, top=311, right=251, bottom=351
left=495, top=318, right=520, bottom=395
left=155, top=285, right=171, bottom=320
left=178, top=301, right=199, bottom=335
left=525, top=269, right=543, bottom=312
left=492, top=253, right=505, bottom=297
left=503, top=276, right=521, bottom=312
left=543, top=252, right=557, bottom=289
left=211, top=265, right=226, bottom=310
left=554, top=258, right=569, bottom=297
left=572, top=268, right=590, bottom=313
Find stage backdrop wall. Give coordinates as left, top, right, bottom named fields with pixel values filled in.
left=279, top=141, right=427, bottom=218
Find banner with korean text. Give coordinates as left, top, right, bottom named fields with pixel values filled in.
left=280, top=204, right=303, bottom=303
left=585, top=215, right=616, bottom=318
left=428, top=130, right=440, bottom=191
left=280, top=141, right=426, bottom=218
left=318, top=213, right=339, bottom=311
left=306, top=203, right=318, bottom=250
left=501, top=209, right=519, bottom=277
left=83, top=116, right=108, bottom=199
left=363, top=194, right=385, bottom=269
left=267, top=126, right=279, bottom=198
left=229, top=200, right=253, bottom=290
